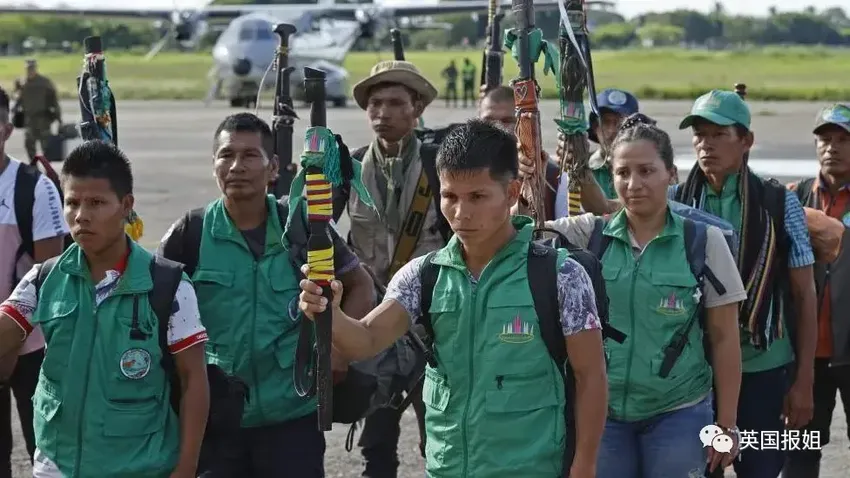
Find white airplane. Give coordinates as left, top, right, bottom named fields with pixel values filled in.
left=0, top=0, right=615, bottom=108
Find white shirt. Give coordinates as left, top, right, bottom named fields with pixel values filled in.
left=0, top=157, right=69, bottom=354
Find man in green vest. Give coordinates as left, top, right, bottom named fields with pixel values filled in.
left=673, top=91, right=817, bottom=478
left=0, top=140, right=211, bottom=478
left=158, top=113, right=374, bottom=477
left=461, top=58, right=476, bottom=108
left=299, top=119, right=608, bottom=478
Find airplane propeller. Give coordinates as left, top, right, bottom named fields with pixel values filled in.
left=144, top=0, right=213, bottom=61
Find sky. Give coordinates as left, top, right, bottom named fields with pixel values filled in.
left=0, top=0, right=842, bottom=18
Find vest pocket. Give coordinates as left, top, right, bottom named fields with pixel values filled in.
left=422, top=368, right=451, bottom=466
left=38, top=301, right=78, bottom=381
left=103, top=403, right=165, bottom=437
left=427, top=292, right=462, bottom=367
left=481, top=371, right=562, bottom=472
left=193, top=269, right=236, bottom=338
left=33, top=379, right=61, bottom=450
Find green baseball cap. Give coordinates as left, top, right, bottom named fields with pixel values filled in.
left=679, top=89, right=751, bottom=130
left=813, top=103, right=850, bottom=134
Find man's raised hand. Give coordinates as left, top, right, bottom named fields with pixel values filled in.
left=299, top=264, right=344, bottom=320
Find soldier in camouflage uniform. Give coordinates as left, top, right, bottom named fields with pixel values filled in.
left=19, top=60, right=61, bottom=162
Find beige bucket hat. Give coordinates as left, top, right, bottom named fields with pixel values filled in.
left=352, top=60, right=438, bottom=110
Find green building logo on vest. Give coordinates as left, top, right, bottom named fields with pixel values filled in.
left=656, top=293, right=686, bottom=316
left=120, top=348, right=152, bottom=379
left=499, top=316, right=535, bottom=343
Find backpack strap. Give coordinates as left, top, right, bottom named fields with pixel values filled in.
left=149, top=255, right=186, bottom=413
left=33, top=256, right=60, bottom=298
left=527, top=243, right=565, bottom=373
left=586, top=216, right=612, bottom=260
left=178, top=208, right=205, bottom=278
left=419, top=144, right=451, bottom=244
left=794, top=177, right=817, bottom=208
left=683, top=218, right=725, bottom=297
left=13, top=164, right=39, bottom=284
left=416, top=251, right=440, bottom=352
left=657, top=219, right=719, bottom=378
left=526, top=242, right=577, bottom=473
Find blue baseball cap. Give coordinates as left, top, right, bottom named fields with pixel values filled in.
left=589, top=88, right=639, bottom=143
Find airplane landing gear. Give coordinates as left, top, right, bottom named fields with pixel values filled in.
left=229, top=97, right=257, bottom=109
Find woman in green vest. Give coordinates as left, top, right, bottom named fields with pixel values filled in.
left=544, top=115, right=747, bottom=477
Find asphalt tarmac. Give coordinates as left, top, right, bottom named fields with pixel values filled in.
left=4, top=99, right=847, bottom=477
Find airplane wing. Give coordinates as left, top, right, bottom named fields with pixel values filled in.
left=0, top=1, right=614, bottom=22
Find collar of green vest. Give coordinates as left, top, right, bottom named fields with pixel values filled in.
left=208, top=194, right=287, bottom=254
left=706, top=172, right=741, bottom=199
left=58, top=238, right=155, bottom=295
left=603, top=207, right=685, bottom=246
left=432, top=215, right=534, bottom=270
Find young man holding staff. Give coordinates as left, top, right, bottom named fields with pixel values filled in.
left=301, top=119, right=608, bottom=478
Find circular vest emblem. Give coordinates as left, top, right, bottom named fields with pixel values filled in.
left=843, top=212, right=850, bottom=227
left=607, top=90, right=628, bottom=106
left=120, top=348, right=152, bottom=380
left=288, top=295, right=301, bottom=322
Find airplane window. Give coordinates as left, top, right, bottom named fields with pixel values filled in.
left=257, top=28, right=273, bottom=40
left=238, top=28, right=254, bottom=41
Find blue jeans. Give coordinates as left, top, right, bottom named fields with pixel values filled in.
left=597, top=395, right=713, bottom=478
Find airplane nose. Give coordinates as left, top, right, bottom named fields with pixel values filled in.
left=233, top=58, right=251, bottom=76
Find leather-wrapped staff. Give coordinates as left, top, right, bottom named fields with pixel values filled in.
left=77, top=35, right=144, bottom=240
left=271, top=23, right=299, bottom=198
left=505, top=0, right=559, bottom=227
left=480, top=0, right=504, bottom=95
left=556, top=0, right=600, bottom=216
left=288, top=68, right=375, bottom=431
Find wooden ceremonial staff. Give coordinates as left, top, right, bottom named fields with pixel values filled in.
left=557, top=0, right=598, bottom=217
left=271, top=23, right=299, bottom=199
left=509, top=0, right=547, bottom=227
left=77, top=36, right=143, bottom=240
left=300, top=66, right=336, bottom=431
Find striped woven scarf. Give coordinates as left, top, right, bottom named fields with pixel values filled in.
left=678, top=164, right=782, bottom=348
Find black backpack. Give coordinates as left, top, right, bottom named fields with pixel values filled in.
left=418, top=241, right=626, bottom=474
left=12, top=162, right=73, bottom=285
left=31, top=254, right=247, bottom=435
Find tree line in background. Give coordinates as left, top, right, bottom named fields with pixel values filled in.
left=0, top=2, right=848, bottom=54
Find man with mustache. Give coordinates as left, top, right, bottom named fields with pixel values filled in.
left=158, top=113, right=374, bottom=477
left=783, top=104, right=850, bottom=478
left=334, top=60, right=449, bottom=478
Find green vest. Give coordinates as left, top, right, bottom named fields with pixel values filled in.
left=703, top=174, right=793, bottom=373
left=32, top=242, right=180, bottom=478
left=591, top=165, right=617, bottom=200
left=462, top=64, right=475, bottom=83
left=600, top=209, right=713, bottom=422
left=192, top=196, right=313, bottom=428
left=422, top=216, right=566, bottom=478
